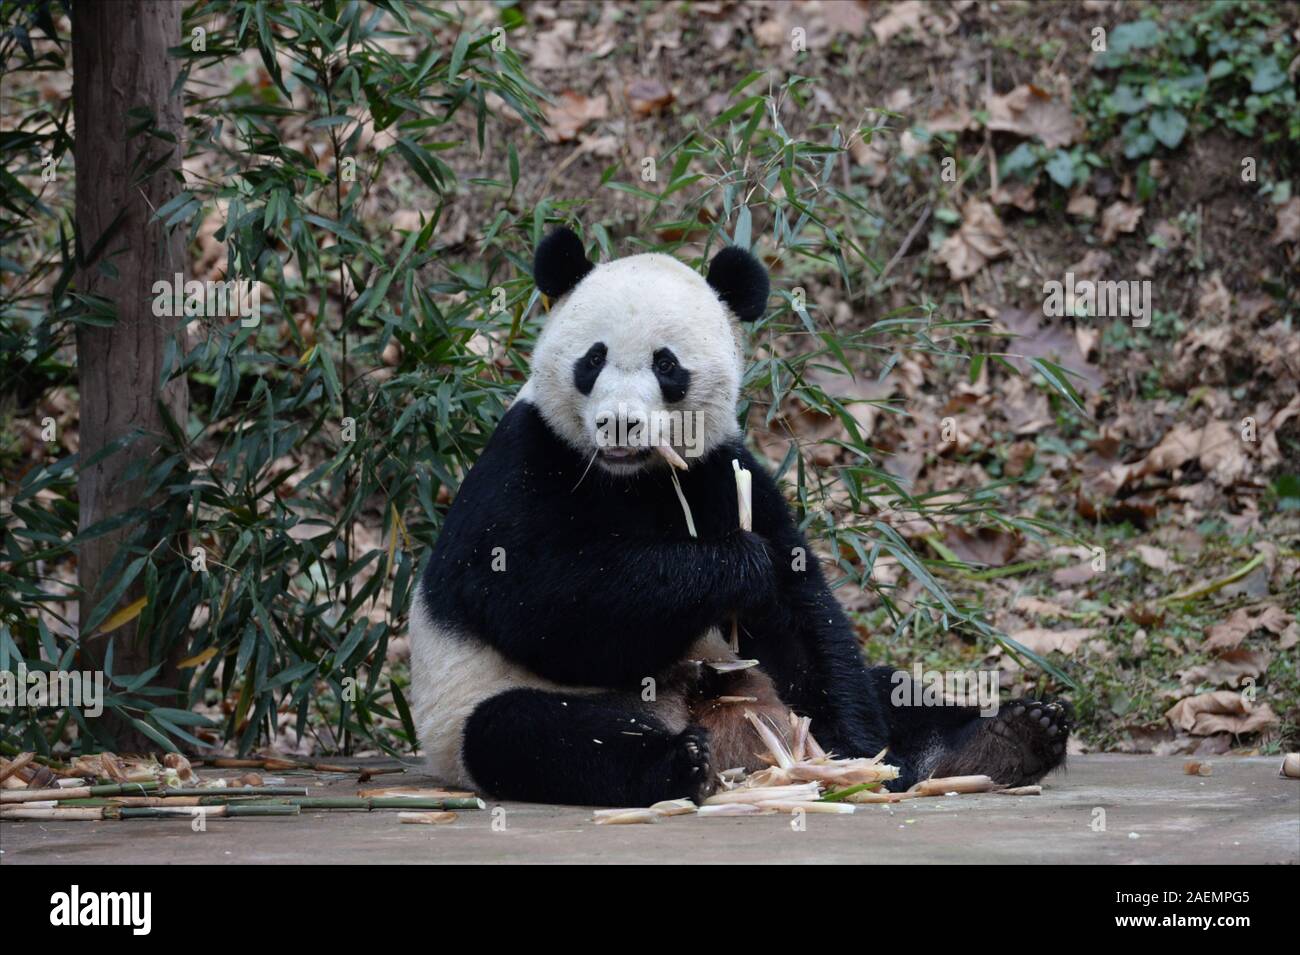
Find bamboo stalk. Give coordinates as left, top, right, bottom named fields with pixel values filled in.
left=357, top=787, right=475, bottom=799
left=117, top=804, right=300, bottom=819
left=248, top=796, right=485, bottom=811
left=755, top=800, right=855, bottom=814
left=158, top=786, right=309, bottom=798
left=910, top=775, right=996, bottom=796
left=399, top=811, right=457, bottom=825
left=697, top=803, right=766, bottom=816
left=1, top=782, right=159, bottom=804
left=592, top=808, right=659, bottom=825
left=1, top=806, right=107, bottom=821
left=0, top=753, right=34, bottom=783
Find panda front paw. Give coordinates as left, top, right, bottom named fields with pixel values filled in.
left=671, top=726, right=716, bottom=804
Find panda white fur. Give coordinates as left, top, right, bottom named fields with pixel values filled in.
left=409, top=228, right=1070, bottom=806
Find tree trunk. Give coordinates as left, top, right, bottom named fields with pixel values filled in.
left=72, top=0, right=188, bottom=750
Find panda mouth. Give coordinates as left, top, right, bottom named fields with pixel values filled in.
left=597, top=447, right=653, bottom=466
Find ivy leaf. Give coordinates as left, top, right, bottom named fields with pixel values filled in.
left=1148, top=109, right=1187, bottom=149
left=1109, top=20, right=1162, bottom=54
left=1045, top=150, right=1075, bottom=188
left=1249, top=57, right=1286, bottom=94
left=1109, top=84, right=1146, bottom=115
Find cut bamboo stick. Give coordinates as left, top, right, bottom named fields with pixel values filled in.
left=1, top=807, right=107, bottom=821
left=1, top=782, right=159, bottom=804
left=399, top=811, right=457, bottom=825
left=357, top=787, right=476, bottom=799
left=844, top=789, right=913, bottom=804
left=755, top=800, right=855, bottom=814
left=0, top=804, right=300, bottom=821
left=163, top=786, right=309, bottom=798
left=697, top=803, right=767, bottom=816
left=732, top=459, right=752, bottom=531
left=593, top=808, right=659, bottom=825
left=249, top=796, right=485, bottom=811
left=0, top=753, right=34, bottom=783
left=910, top=775, right=996, bottom=796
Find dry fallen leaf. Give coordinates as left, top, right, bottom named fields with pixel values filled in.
left=1135, top=544, right=1179, bottom=573
left=985, top=83, right=1081, bottom=149
left=625, top=77, right=674, bottom=116
left=999, top=307, right=1104, bottom=392
left=871, top=0, right=924, bottom=44
left=1131, top=421, right=1250, bottom=486
left=1007, top=627, right=1100, bottom=655
left=937, top=199, right=1009, bottom=280
left=942, top=526, right=1020, bottom=566
left=1165, top=691, right=1278, bottom=736
left=1178, top=648, right=1271, bottom=689
left=1269, top=196, right=1300, bottom=245
left=1203, top=605, right=1293, bottom=654
left=542, top=90, right=609, bottom=143
left=1066, top=192, right=1098, bottom=219
left=1099, top=201, right=1144, bottom=244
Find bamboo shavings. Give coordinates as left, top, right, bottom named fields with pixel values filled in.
left=591, top=797, right=699, bottom=825
left=705, top=782, right=821, bottom=805
left=738, top=711, right=900, bottom=789
left=697, top=803, right=768, bottom=816
left=997, top=785, right=1042, bottom=796
left=648, top=798, right=697, bottom=816
left=755, top=800, right=855, bottom=814
left=656, top=443, right=697, bottom=538
left=706, top=659, right=760, bottom=674
left=1183, top=760, right=1213, bottom=777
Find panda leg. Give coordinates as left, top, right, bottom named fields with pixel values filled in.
left=865, top=667, right=1071, bottom=789
left=462, top=687, right=715, bottom=807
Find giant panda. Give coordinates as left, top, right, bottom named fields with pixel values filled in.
left=409, top=227, right=1070, bottom=806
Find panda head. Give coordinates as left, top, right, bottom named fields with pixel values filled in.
left=521, top=227, right=769, bottom=475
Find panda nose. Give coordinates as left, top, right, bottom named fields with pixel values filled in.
left=594, top=408, right=646, bottom=445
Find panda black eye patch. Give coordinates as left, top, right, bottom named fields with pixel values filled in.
left=652, top=347, right=690, bottom=403
left=573, top=342, right=607, bottom=395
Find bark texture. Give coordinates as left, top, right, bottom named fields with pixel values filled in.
left=72, top=0, right=189, bottom=749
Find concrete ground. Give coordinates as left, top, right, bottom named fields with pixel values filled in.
left=2, top=755, right=1296, bottom=864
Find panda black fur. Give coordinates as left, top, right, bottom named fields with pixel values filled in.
left=409, top=228, right=1071, bottom=806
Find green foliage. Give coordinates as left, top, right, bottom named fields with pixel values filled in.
left=1089, top=2, right=1299, bottom=157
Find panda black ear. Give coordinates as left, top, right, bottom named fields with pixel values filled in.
left=706, top=246, right=769, bottom=323
left=533, top=227, right=594, bottom=299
